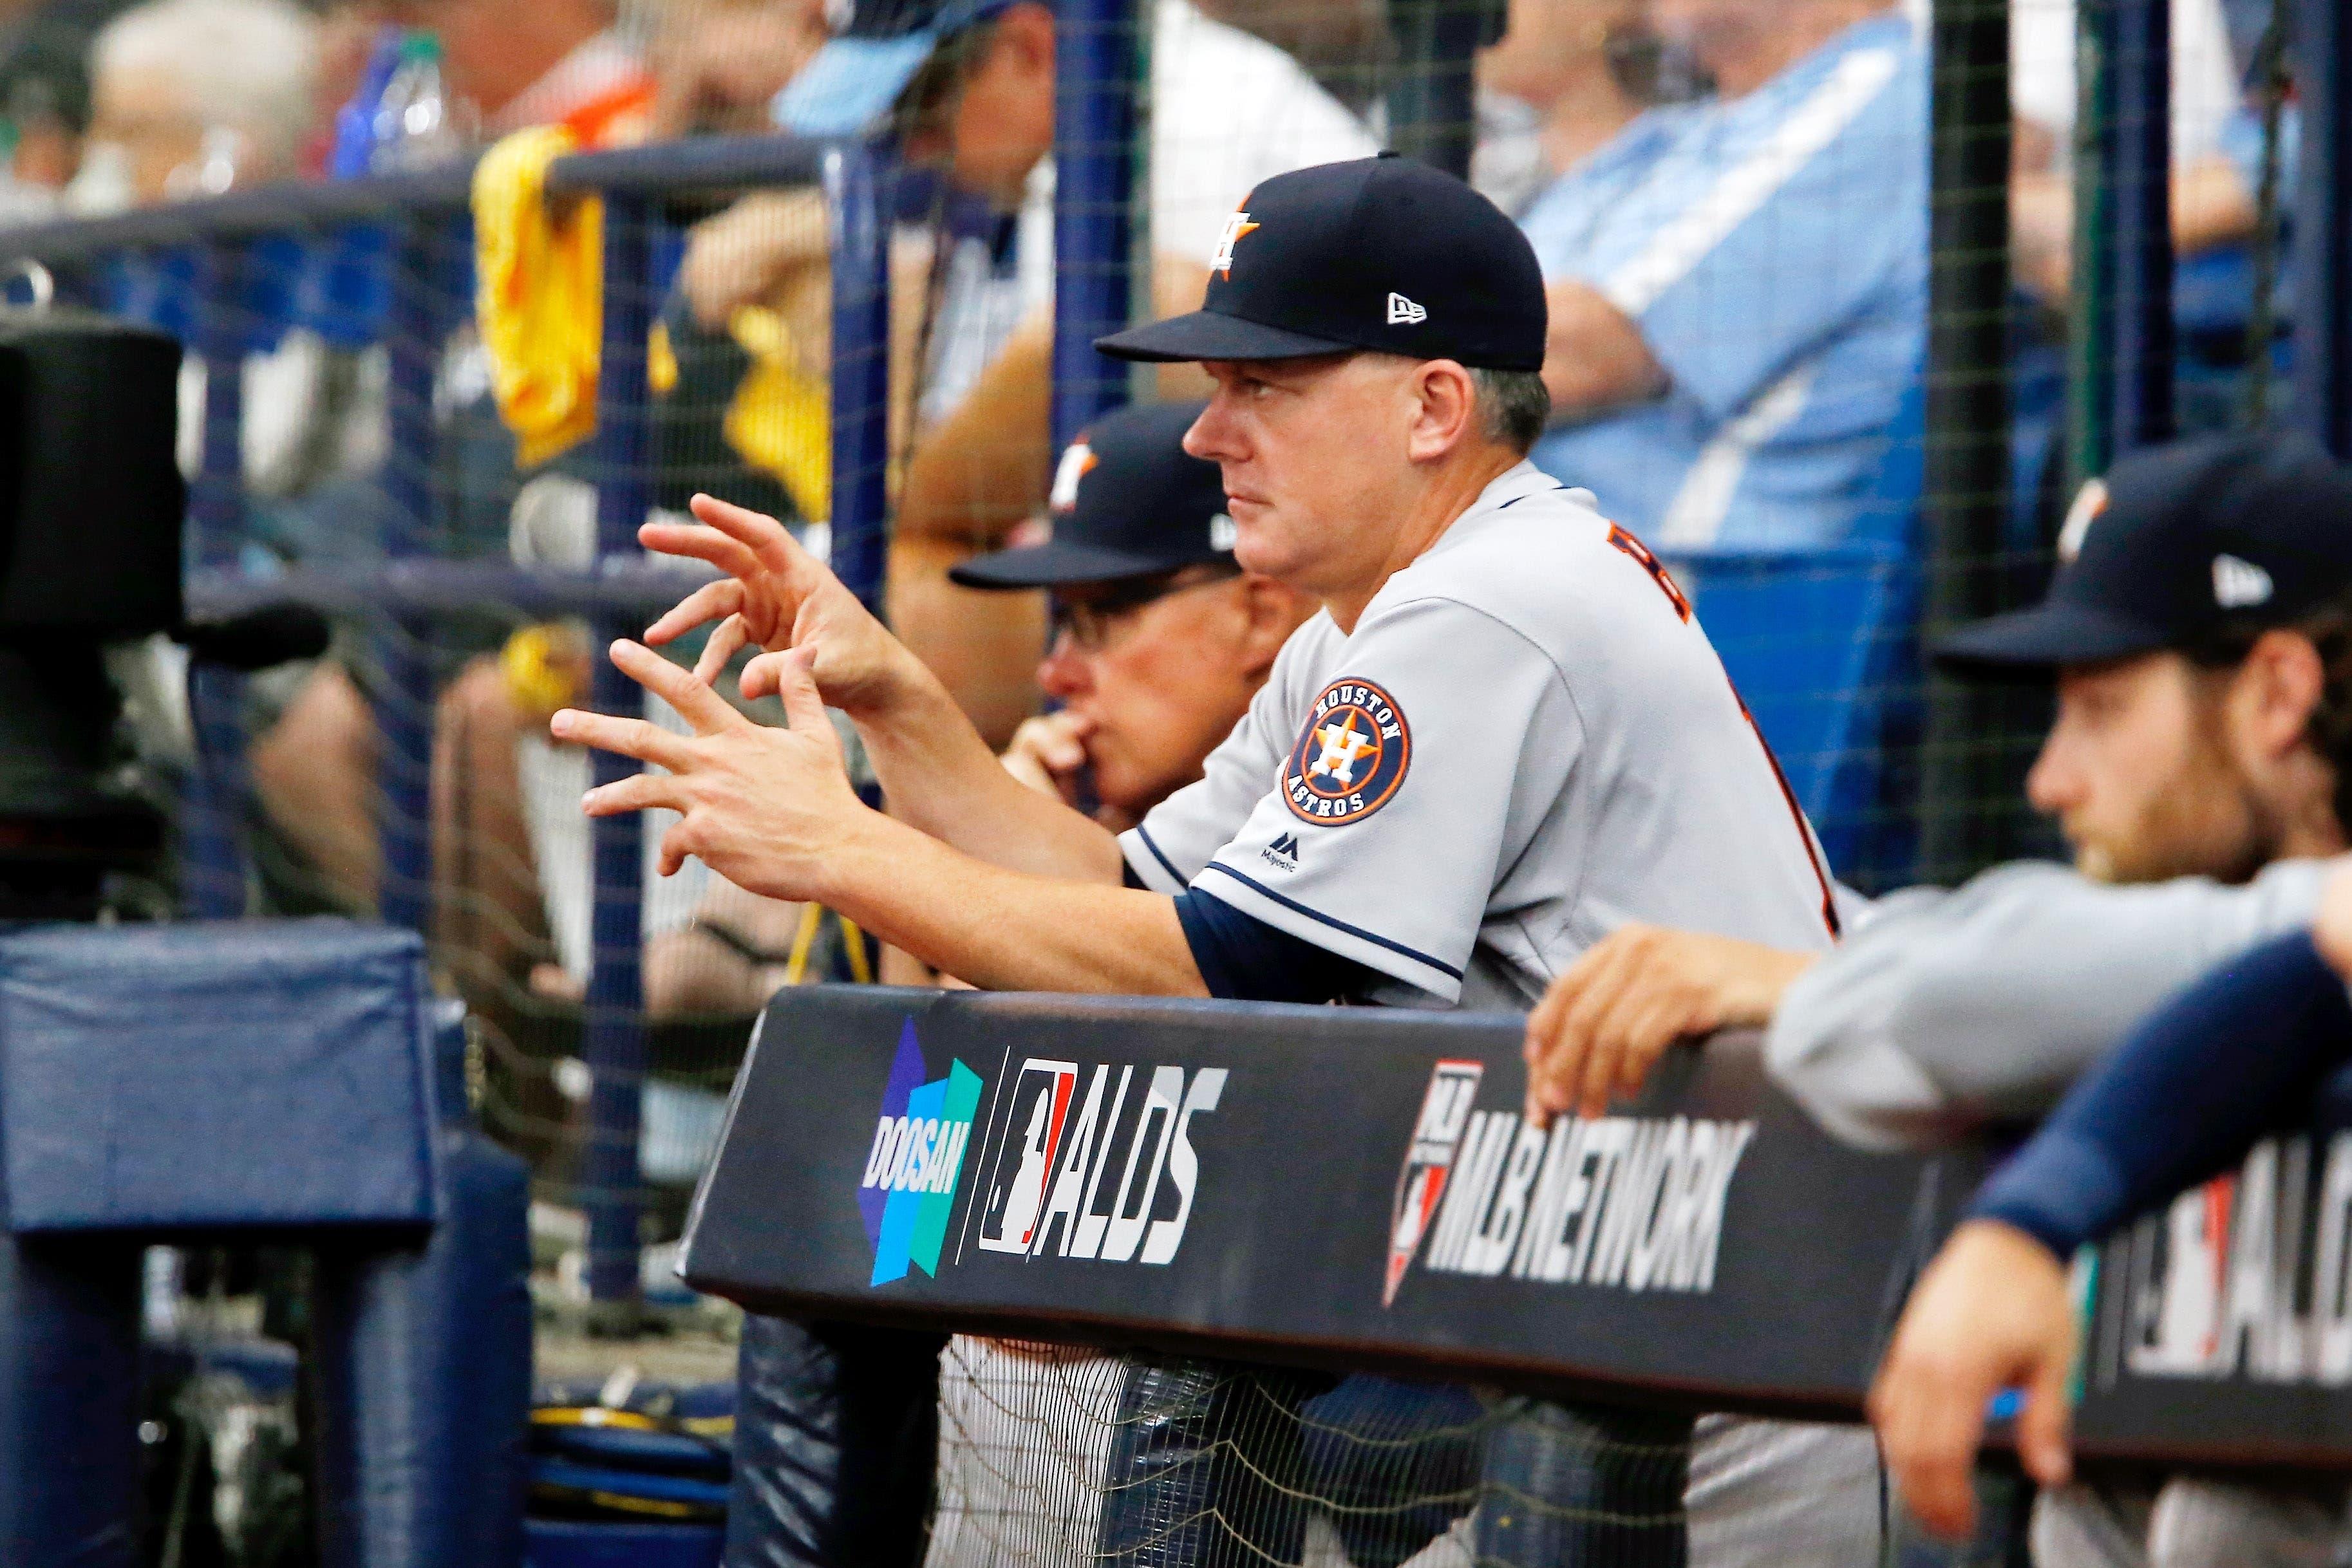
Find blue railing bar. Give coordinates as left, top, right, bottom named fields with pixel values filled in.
left=541, top=132, right=823, bottom=200
left=185, top=561, right=722, bottom=622
left=373, top=214, right=446, bottom=937
left=0, top=168, right=478, bottom=259
left=1049, top=0, right=1138, bottom=451
left=2295, top=0, right=2352, bottom=456
left=182, top=238, right=254, bottom=919
left=0, top=134, right=826, bottom=263
left=582, top=191, right=657, bottom=1310
left=825, top=142, right=890, bottom=611
left=2100, top=0, right=2175, bottom=449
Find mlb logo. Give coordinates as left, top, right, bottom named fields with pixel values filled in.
left=976, top=1059, right=1080, bottom=1253
left=1384, top=1059, right=1483, bottom=1305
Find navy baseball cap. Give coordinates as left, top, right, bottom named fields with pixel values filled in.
left=1937, top=433, right=2352, bottom=672
left=772, top=0, right=1011, bottom=139
left=1095, top=154, right=1548, bottom=372
left=949, top=400, right=1234, bottom=588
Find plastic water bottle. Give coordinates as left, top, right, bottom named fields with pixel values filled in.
left=370, top=32, right=462, bottom=171
left=328, top=27, right=406, bottom=178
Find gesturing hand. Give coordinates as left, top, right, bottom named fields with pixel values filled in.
left=639, top=493, right=912, bottom=720
left=1523, top=924, right=1816, bottom=1126
left=551, top=638, right=870, bottom=904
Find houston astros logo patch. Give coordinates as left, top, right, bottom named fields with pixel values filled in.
left=1283, top=678, right=1410, bottom=825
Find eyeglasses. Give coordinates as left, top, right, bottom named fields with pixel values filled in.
left=1050, top=568, right=1238, bottom=653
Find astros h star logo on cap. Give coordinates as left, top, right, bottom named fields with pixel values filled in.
left=1210, top=209, right=1259, bottom=280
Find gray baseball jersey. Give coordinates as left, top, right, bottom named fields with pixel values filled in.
left=1121, top=461, right=1841, bottom=1011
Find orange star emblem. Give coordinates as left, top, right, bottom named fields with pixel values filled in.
left=1210, top=210, right=1260, bottom=279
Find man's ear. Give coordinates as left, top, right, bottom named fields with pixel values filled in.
left=1406, top=359, right=1480, bottom=464
left=2237, top=628, right=2328, bottom=760
left=998, top=3, right=1057, bottom=73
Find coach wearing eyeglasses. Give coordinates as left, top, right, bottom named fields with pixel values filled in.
left=951, top=399, right=1313, bottom=834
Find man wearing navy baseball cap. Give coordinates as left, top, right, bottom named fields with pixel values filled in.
left=1938, top=431, right=2352, bottom=884
left=574, top=154, right=1879, bottom=1565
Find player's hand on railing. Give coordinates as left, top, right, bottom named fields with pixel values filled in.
left=1868, top=1219, right=2076, bottom=1539
left=554, top=639, right=866, bottom=903
left=641, top=493, right=916, bottom=721
left=1523, top=924, right=1816, bottom=1125
left=1000, top=711, right=1093, bottom=809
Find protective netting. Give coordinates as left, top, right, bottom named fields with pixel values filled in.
left=921, top=1338, right=1890, bottom=1568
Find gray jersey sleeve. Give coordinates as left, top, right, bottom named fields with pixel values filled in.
left=1765, top=856, right=2338, bottom=1150
left=1189, top=595, right=1582, bottom=1003
left=1120, top=619, right=1332, bottom=893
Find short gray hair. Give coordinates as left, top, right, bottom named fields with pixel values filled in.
left=92, top=0, right=319, bottom=176
left=1471, top=366, right=1552, bottom=455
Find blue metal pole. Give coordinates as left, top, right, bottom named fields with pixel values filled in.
left=2088, top=0, right=2176, bottom=454
left=375, top=217, right=442, bottom=935
left=2294, top=0, right=2352, bottom=456
left=825, top=144, right=891, bottom=613
left=1051, top=0, right=1138, bottom=452
left=184, top=239, right=250, bottom=919
left=583, top=192, right=654, bottom=1310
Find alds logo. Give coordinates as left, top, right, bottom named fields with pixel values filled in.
left=858, top=1023, right=983, bottom=1286
left=975, top=1058, right=1227, bottom=1265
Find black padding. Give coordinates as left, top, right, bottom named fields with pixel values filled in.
left=0, top=311, right=184, bottom=637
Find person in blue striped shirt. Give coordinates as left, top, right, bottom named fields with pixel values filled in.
left=1519, top=0, right=1926, bottom=550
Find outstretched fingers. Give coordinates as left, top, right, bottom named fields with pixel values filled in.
left=643, top=576, right=747, bottom=647
left=606, top=639, right=748, bottom=735
left=548, top=707, right=693, bottom=770
left=581, top=770, right=688, bottom=818
left=689, top=492, right=818, bottom=583
left=695, top=613, right=753, bottom=684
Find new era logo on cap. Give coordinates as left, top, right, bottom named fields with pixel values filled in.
left=2214, top=553, right=2275, bottom=608
left=1386, top=293, right=1426, bottom=325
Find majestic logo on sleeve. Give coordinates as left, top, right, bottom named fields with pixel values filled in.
left=858, top=1023, right=983, bottom=1286
left=1282, top=678, right=1410, bottom=825
left=1210, top=209, right=1259, bottom=279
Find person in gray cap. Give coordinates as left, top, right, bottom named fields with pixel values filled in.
left=1521, top=430, right=2352, bottom=1566
left=562, top=153, right=1875, bottom=1563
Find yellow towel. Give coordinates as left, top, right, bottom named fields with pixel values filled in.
left=721, top=304, right=830, bottom=523
left=474, top=126, right=601, bottom=469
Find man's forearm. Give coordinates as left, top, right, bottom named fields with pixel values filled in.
left=1543, top=279, right=1667, bottom=417
left=1767, top=857, right=2335, bottom=1148
left=816, top=812, right=1204, bottom=995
